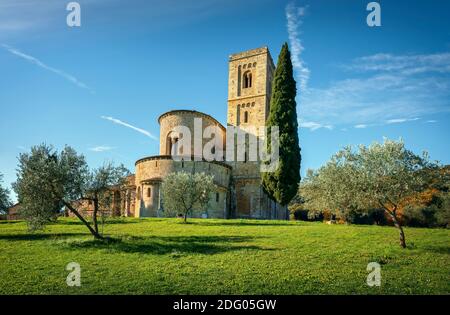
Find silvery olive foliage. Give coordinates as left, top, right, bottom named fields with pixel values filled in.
left=0, top=173, right=12, bottom=215
left=302, top=138, right=439, bottom=248
left=161, top=171, right=215, bottom=222
left=13, top=144, right=130, bottom=238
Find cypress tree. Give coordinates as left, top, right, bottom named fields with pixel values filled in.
left=262, top=42, right=301, bottom=206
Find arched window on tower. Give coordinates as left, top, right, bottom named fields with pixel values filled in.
left=244, top=111, right=249, bottom=123
left=243, top=71, right=252, bottom=88
left=147, top=187, right=152, bottom=198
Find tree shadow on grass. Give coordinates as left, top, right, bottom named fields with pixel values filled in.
left=421, top=245, right=450, bottom=255
left=0, top=233, right=89, bottom=241
left=61, top=235, right=276, bottom=256
left=54, top=219, right=140, bottom=226
left=0, top=221, right=23, bottom=225
left=189, top=220, right=298, bottom=227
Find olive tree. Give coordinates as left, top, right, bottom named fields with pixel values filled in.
left=303, top=139, right=438, bottom=248
left=0, top=173, right=12, bottom=215
left=13, top=144, right=130, bottom=239
left=161, top=171, right=215, bottom=223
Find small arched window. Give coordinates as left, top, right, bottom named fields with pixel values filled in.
left=216, top=192, right=220, bottom=203
left=244, top=111, right=249, bottom=123
left=147, top=187, right=152, bottom=198
left=243, top=71, right=252, bottom=88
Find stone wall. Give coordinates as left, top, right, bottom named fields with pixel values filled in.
left=129, top=46, right=288, bottom=221
left=226, top=46, right=286, bottom=220
left=227, top=46, right=275, bottom=129
left=158, top=110, right=227, bottom=159
left=134, top=156, right=231, bottom=218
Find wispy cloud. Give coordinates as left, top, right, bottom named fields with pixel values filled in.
left=101, top=116, right=158, bottom=140
left=286, top=2, right=310, bottom=92
left=89, top=146, right=115, bottom=152
left=0, top=0, right=59, bottom=36
left=386, top=117, right=419, bottom=124
left=354, top=124, right=368, bottom=129
left=0, top=0, right=255, bottom=40
left=344, top=52, right=450, bottom=75
left=300, top=121, right=333, bottom=131
left=426, top=120, right=437, bottom=123
left=2, top=44, right=94, bottom=93
left=299, top=52, right=450, bottom=128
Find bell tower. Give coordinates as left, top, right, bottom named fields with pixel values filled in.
left=227, top=47, right=275, bottom=129
left=226, top=47, right=280, bottom=219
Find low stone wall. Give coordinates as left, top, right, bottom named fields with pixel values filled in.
left=134, top=156, right=231, bottom=218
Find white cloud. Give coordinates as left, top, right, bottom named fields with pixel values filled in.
left=0, top=0, right=254, bottom=40
left=386, top=118, right=419, bottom=124
left=299, top=52, right=450, bottom=128
left=344, top=52, right=450, bottom=75
left=426, top=120, right=437, bottom=123
left=0, top=0, right=60, bottom=36
left=286, top=2, right=310, bottom=92
left=2, top=44, right=94, bottom=93
left=101, top=116, right=158, bottom=140
left=300, top=121, right=333, bottom=131
left=89, top=146, right=115, bottom=152
left=354, top=124, right=367, bottom=129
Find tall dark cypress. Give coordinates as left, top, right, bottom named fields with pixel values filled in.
left=262, top=43, right=301, bottom=206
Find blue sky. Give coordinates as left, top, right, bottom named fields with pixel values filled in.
left=1, top=0, right=449, bottom=200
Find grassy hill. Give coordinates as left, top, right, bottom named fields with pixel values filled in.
left=0, top=218, right=448, bottom=294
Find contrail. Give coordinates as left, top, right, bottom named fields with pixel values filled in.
left=101, top=116, right=158, bottom=141
left=2, top=44, right=94, bottom=93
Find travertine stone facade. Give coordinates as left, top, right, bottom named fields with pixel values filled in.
left=158, top=110, right=227, bottom=159
left=225, top=47, right=286, bottom=219
left=125, top=47, right=288, bottom=220
left=135, top=156, right=231, bottom=218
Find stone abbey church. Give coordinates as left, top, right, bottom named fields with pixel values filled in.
left=80, top=47, right=288, bottom=220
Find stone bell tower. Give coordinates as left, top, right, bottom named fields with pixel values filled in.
left=226, top=47, right=284, bottom=219
left=227, top=46, right=275, bottom=129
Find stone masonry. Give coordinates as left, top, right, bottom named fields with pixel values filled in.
left=74, top=47, right=288, bottom=220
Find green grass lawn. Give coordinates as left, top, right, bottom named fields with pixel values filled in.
left=0, top=217, right=448, bottom=295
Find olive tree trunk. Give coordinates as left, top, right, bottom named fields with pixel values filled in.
left=63, top=201, right=104, bottom=239
left=93, top=197, right=100, bottom=234
left=384, top=206, right=406, bottom=248
left=390, top=213, right=406, bottom=248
